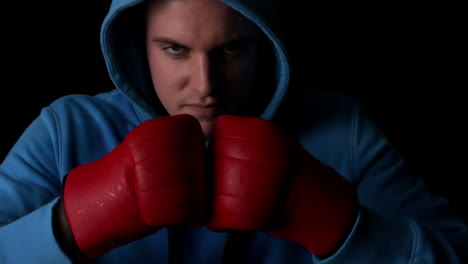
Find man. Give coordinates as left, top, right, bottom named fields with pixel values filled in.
left=1, top=0, right=467, bottom=263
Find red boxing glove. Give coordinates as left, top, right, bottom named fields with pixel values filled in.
left=62, top=114, right=208, bottom=259
left=208, top=115, right=358, bottom=256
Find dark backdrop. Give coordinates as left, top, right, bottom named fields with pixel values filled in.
left=1, top=1, right=465, bottom=221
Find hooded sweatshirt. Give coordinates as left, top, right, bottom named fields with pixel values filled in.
left=1, top=0, right=467, bottom=263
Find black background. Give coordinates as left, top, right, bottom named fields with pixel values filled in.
left=1, top=1, right=466, bottom=221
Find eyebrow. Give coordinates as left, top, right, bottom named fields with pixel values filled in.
left=151, top=37, right=190, bottom=49
left=151, top=35, right=256, bottom=50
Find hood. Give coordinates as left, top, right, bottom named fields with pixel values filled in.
left=100, top=0, right=290, bottom=121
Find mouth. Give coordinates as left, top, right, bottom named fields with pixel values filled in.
left=184, top=103, right=221, bottom=119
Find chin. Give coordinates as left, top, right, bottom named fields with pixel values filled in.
left=199, top=120, right=214, bottom=138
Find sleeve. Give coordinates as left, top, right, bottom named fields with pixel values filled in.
left=0, top=107, right=72, bottom=263
left=313, top=105, right=468, bottom=263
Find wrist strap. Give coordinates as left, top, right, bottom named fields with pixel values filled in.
left=52, top=197, right=91, bottom=263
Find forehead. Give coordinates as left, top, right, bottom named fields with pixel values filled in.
left=146, top=0, right=259, bottom=42
left=147, top=0, right=238, bottom=16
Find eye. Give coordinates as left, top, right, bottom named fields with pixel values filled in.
left=223, top=43, right=242, bottom=54
left=162, top=45, right=191, bottom=59
left=164, top=45, right=185, bottom=54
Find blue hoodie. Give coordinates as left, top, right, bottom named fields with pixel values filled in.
left=1, top=0, right=467, bottom=263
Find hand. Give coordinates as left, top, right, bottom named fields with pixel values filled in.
left=207, top=115, right=358, bottom=256
left=55, top=114, right=208, bottom=260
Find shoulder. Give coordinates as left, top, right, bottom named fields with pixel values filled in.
left=48, top=90, right=130, bottom=114
left=45, top=90, right=140, bottom=127
left=275, top=88, right=371, bottom=180
left=37, top=90, right=143, bottom=169
left=275, top=88, right=363, bottom=132
left=41, top=90, right=142, bottom=150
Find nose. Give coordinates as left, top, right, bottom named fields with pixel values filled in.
left=191, top=54, right=215, bottom=96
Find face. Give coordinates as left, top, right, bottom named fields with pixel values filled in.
left=146, top=0, right=261, bottom=137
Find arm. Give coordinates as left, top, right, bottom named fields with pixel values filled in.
left=56, top=114, right=208, bottom=261
left=0, top=107, right=72, bottom=263
left=207, top=112, right=468, bottom=264
left=1, top=106, right=209, bottom=263
left=318, top=106, right=468, bottom=263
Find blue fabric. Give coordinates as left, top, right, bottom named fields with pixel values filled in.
left=1, top=0, right=467, bottom=263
